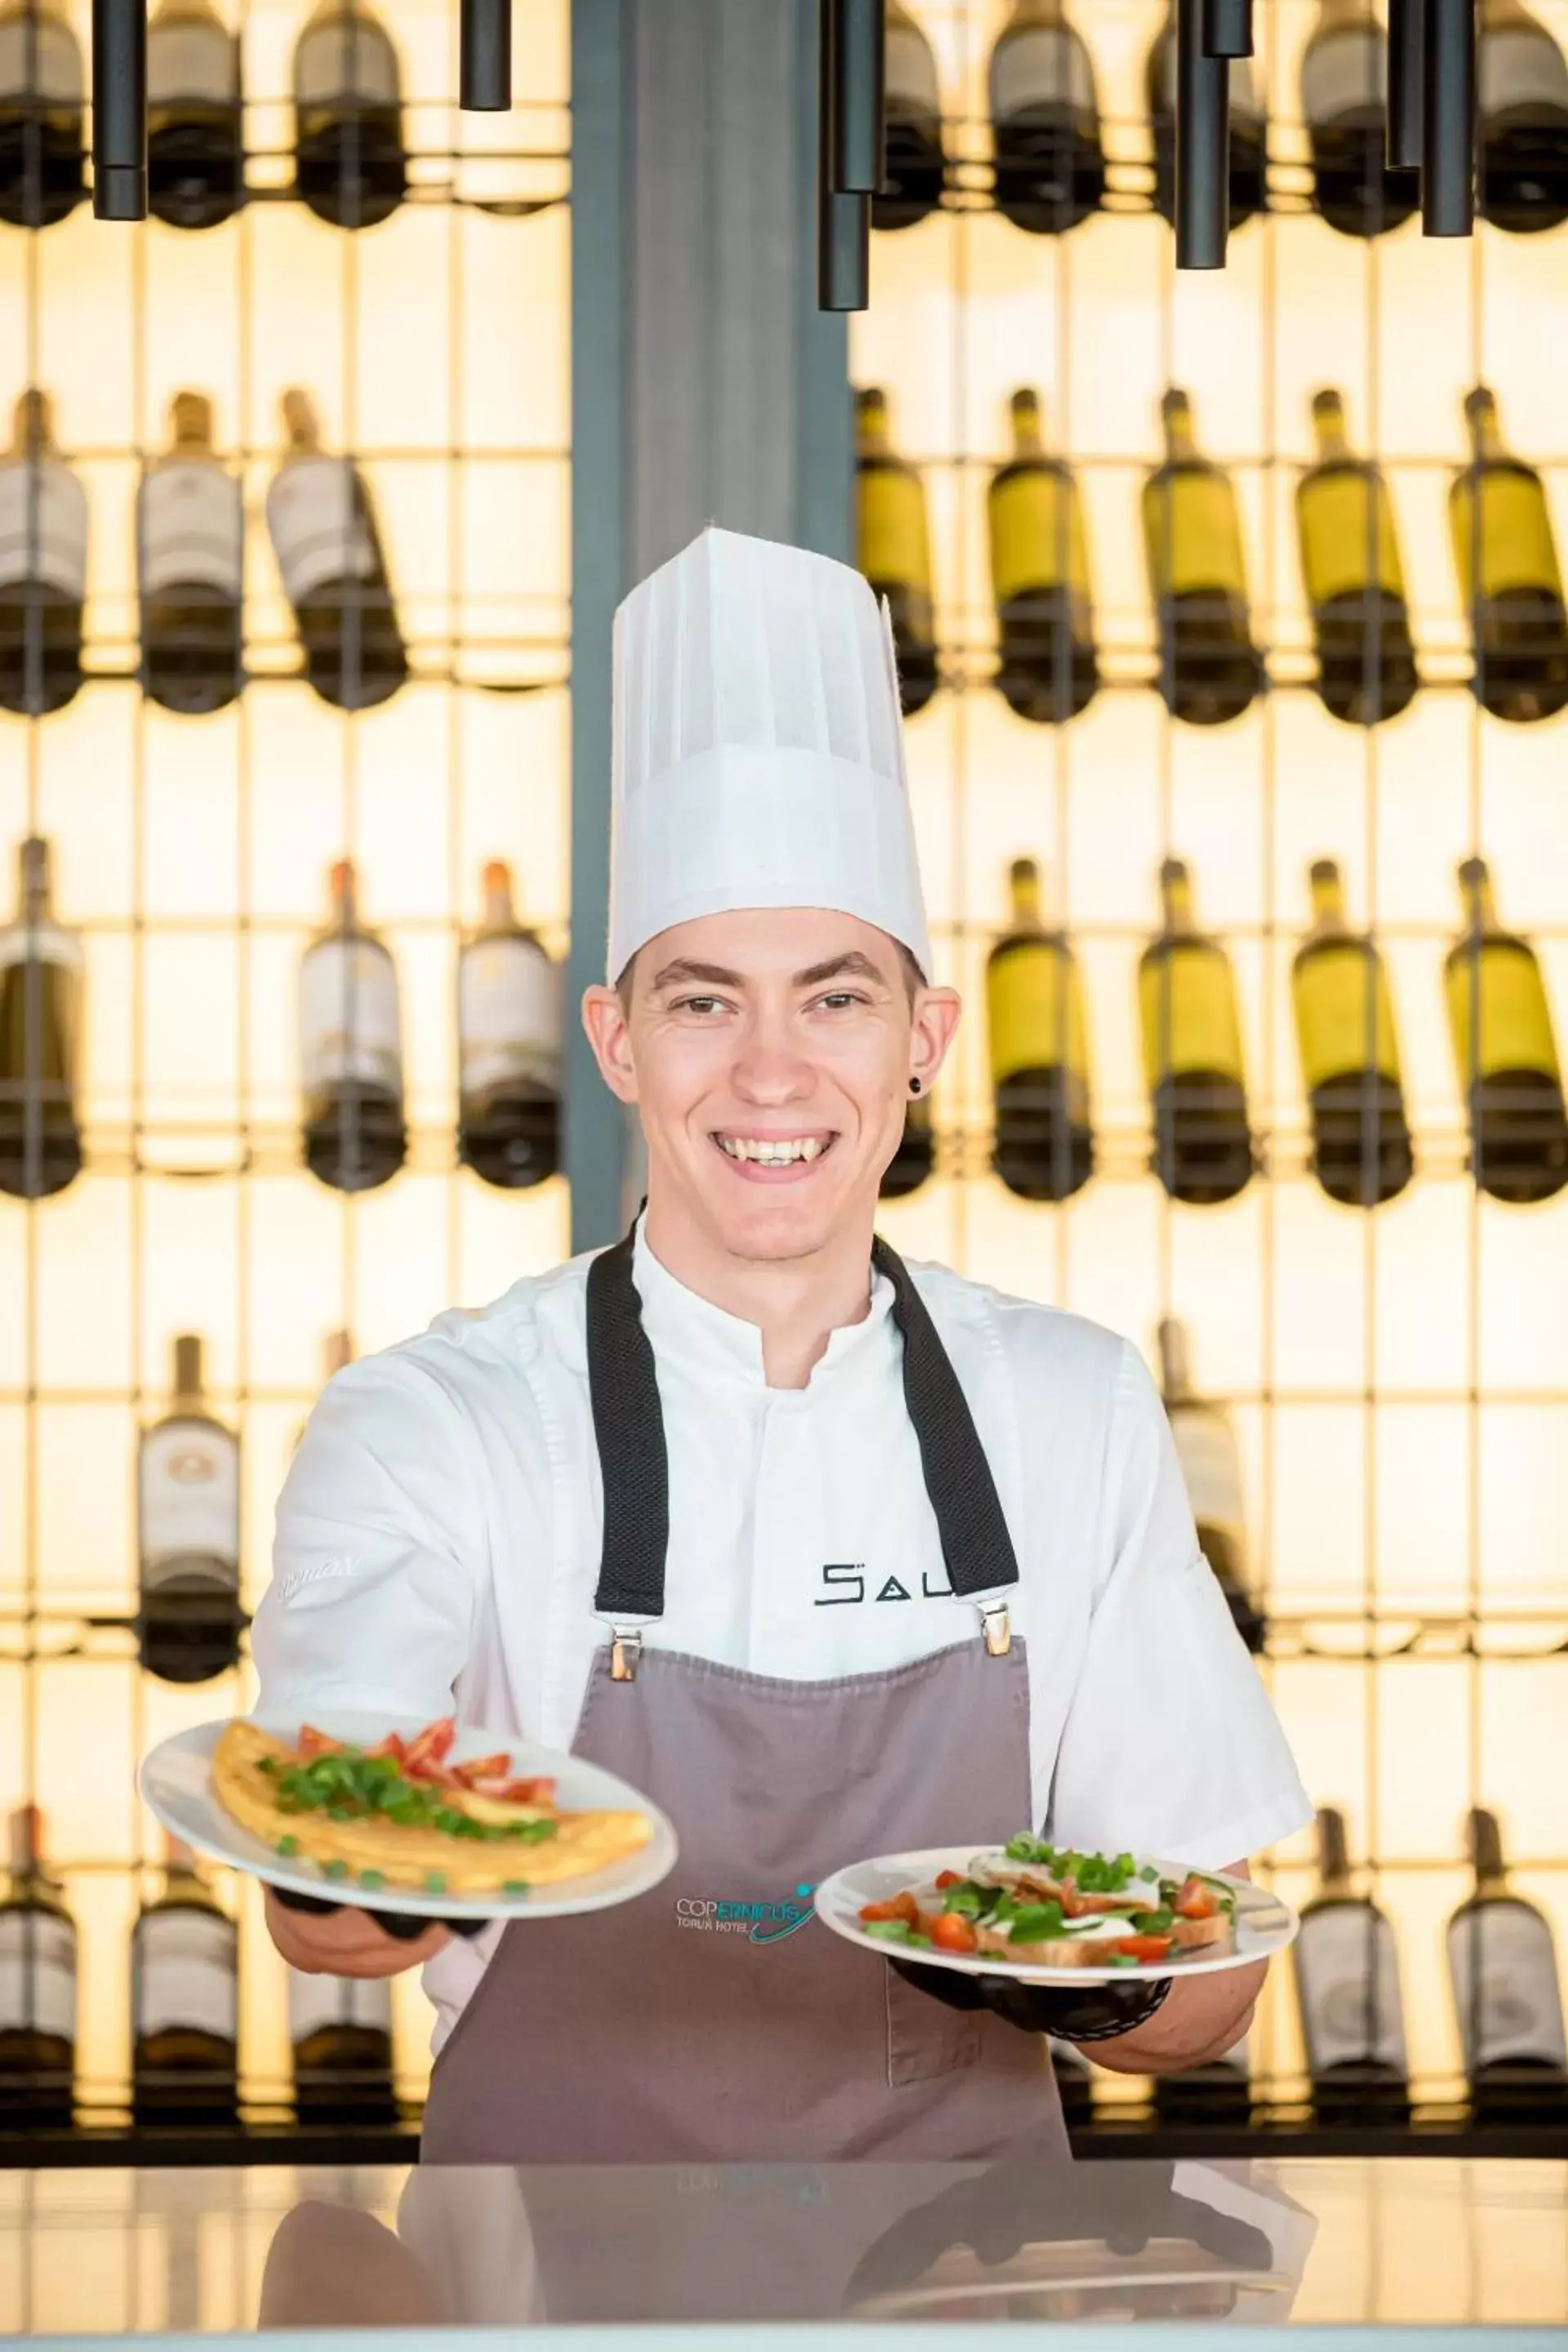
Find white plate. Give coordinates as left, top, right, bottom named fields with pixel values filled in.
left=139, top=1711, right=679, bottom=1922
left=814, top=1848, right=1298, bottom=1985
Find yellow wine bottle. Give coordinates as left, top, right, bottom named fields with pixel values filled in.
left=1445, top=857, right=1568, bottom=1203
left=988, top=389, right=1098, bottom=724
left=987, top=856, right=1093, bottom=1200
left=1291, top=859, right=1413, bottom=1207
left=1450, top=388, right=1568, bottom=724
left=1296, top=391, right=1419, bottom=727
left=1138, top=858, right=1254, bottom=1205
left=855, top=386, right=938, bottom=717
left=1143, top=390, right=1264, bottom=727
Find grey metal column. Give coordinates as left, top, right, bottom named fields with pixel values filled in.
left=567, top=0, right=853, bottom=1254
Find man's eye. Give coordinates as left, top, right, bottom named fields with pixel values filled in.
left=675, top=996, right=727, bottom=1015
left=815, top=991, right=866, bottom=1012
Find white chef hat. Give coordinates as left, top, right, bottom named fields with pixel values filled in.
left=607, top=523, right=932, bottom=982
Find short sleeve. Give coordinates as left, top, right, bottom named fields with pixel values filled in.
left=1045, top=1341, right=1312, bottom=1870
left=252, top=1354, right=483, bottom=1721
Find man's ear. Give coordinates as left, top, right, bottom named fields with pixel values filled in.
left=911, top=984, right=961, bottom=1094
left=581, top=984, right=639, bottom=1104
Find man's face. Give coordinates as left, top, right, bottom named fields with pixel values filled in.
left=583, top=908, right=959, bottom=1265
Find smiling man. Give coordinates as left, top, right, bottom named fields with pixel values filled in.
left=256, top=525, right=1310, bottom=2164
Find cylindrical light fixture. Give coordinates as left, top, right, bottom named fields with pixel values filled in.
left=1388, top=0, right=1426, bottom=172
left=460, top=0, right=511, bottom=111
left=818, top=0, right=870, bottom=309
left=1202, top=0, right=1253, bottom=58
left=1423, top=0, right=1476, bottom=235
left=831, top=0, right=884, bottom=194
left=91, top=0, right=146, bottom=220
left=1176, top=0, right=1228, bottom=269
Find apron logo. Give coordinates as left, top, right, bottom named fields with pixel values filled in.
left=814, top=1564, right=952, bottom=1606
left=675, top=1882, right=818, bottom=1945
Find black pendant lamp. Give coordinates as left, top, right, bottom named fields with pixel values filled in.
left=1423, top=0, right=1476, bottom=234
left=461, top=0, right=510, bottom=110
left=1201, top=0, right=1253, bottom=56
left=1174, top=0, right=1229, bottom=268
left=817, top=0, right=882, bottom=311
left=1388, top=0, right=1426, bottom=171
left=92, top=0, right=146, bottom=218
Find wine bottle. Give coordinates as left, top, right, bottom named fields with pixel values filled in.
left=457, top=860, right=562, bottom=1192
left=0, top=390, right=86, bottom=719
left=873, top=0, right=945, bottom=231
left=146, top=0, right=243, bottom=230
left=988, top=0, right=1104, bottom=237
left=138, top=393, right=244, bottom=717
left=1147, top=3, right=1267, bottom=233
left=138, top=1333, right=243, bottom=1685
left=0, top=1806, right=75, bottom=2129
left=1138, top=859, right=1254, bottom=1205
left=988, top=389, right=1098, bottom=724
left=0, top=835, right=82, bottom=1202
left=295, top=1327, right=354, bottom=1452
left=1143, top=389, right=1265, bottom=728
left=1450, top=387, right=1568, bottom=725
left=1478, top=0, right=1568, bottom=236
left=265, top=390, right=407, bottom=711
left=292, top=0, right=406, bottom=230
left=0, top=0, right=83, bottom=229
left=300, top=858, right=408, bottom=1194
left=1292, top=859, right=1414, bottom=1209
left=1157, top=1317, right=1264, bottom=1653
left=855, top=387, right=938, bottom=717
left=1153, top=2034, right=1254, bottom=2127
left=1448, top=1808, right=1568, bottom=2122
left=1302, top=0, right=1419, bottom=239
left=1293, top=1806, right=1412, bottom=2123
left=291, top=1967, right=397, bottom=2123
left=1297, top=390, right=1419, bottom=728
left=881, top=1086, right=934, bottom=1200
left=1445, top=858, right=1568, bottom=1205
left=987, top=856, right=1093, bottom=1202
left=131, top=1834, right=238, bottom=2126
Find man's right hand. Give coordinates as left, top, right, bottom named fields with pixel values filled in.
left=264, top=1886, right=479, bottom=1977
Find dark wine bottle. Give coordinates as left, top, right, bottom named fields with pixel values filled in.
left=0, top=390, right=86, bottom=720
left=0, top=0, right=83, bottom=229
left=1147, top=2, right=1267, bottom=233
left=1143, top=388, right=1265, bottom=728
left=987, top=856, right=1093, bottom=1202
left=266, top=389, right=408, bottom=712
left=1297, top=390, right=1419, bottom=728
left=0, top=1806, right=76, bottom=2129
left=1292, top=859, right=1414, bottom=1209
left=1448, top=1808, right=1568, bottom=2123
left=139, top=392, right=244, bottom=716
left=1138, top=858, right=1254, bottom=1206
left=0, top=835, right=82, bottom=1201
left=1479, top=0, right=1568, bottom=235
left=300, top=858, right=408, bottom=1194
left=989, top=0, right=1104, bottom=237
left=131, top=1834, right=239, bottom=2126
left=1302, top=0, right=1419, bottom=239
left=1450, top=387, right=1568, bottom=725
left=138, top=1334, right=243, bottom=1685
left=292, top=0, right=406, bottom=230
left=1158, top=1316, right=1265, bottom=1653
left=880, top=1085, right=934, bottom=1200
left=1294, top=1806, right=1413, bottom=2125
left=146, top=0, right=243, bottom=230
left=874, top=0, right=945, bottom=231
left=1445, top=858, right=1568, bottom=1205
left=291, top=1967, right=398, bottom=2124
left=855, top=385, right=938, bottom=717
left=457, top=860, right=562, bottom=1192
left=988, top=389, right=1098, bottom=724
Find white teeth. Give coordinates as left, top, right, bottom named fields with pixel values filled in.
left=717, top=1136, right=826, bottom=1165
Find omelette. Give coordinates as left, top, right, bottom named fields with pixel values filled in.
left=214, top=1718, right=653, bottom=1895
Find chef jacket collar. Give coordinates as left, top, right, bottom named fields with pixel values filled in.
left=630, top=1214, right=898, bottom=1393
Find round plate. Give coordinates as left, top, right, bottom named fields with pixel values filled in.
left=814, top=1847, right=1298, bottom=1985
left=139, top=1710, right=679, bottom=1922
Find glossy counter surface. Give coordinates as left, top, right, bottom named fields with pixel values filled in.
left=0, top=2156, right=1565, bottom=2339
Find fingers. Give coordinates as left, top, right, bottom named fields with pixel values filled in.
left=262, top=1886, right=451, bottom=1977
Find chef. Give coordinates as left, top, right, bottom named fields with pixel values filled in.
left=257, top=524, right=1311, bottom=2163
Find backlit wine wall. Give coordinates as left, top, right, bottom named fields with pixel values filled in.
left=0, top=0, right=570, bottom=2109
left=862, top=0, right=1568, bottom=2111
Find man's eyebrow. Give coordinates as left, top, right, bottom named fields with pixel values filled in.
left=647, top=958, right=746, bottom=991
left=792, top=951, right=893, bottom=988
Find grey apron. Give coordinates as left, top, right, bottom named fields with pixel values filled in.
left=421, top=1229, right=1065, bottom=2166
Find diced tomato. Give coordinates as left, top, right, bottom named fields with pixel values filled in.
left=297, top=1725, right=343, bottom=1757
left=403, top=1718, right=457, bottom=1776
left=934, top=1870, right=964, bottom=1891
left=932, top=1911, right=979, bottom=1954
left=499, top=1776, right=556, bottom=1805
left=1113, top=1934, right=1174, bottom=1962
left=1174, top=1875, right=1218, bottom=1921
left=364, top=1732, right=406, bottom=1762
left=449, top=1752, right=513, bottom=1786
left=859, top=1892, right=920, bottom=1927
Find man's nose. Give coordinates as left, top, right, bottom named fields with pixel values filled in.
left=731, top=1017, right=813, bottom=1102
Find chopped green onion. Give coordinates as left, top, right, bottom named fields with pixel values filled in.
left=501, top=1882, right=531, bottom=1895
left=323, top=1859, right=350, bottom=1882
left=425, top=1871, right=448, bottom=1894
left=359, top=1869, right=385, bottom=1890
left=942, top=1882, right=984, bottom=1918
left=275, top=1834, right=299, bottom=1858
left=862, top=1918, right=914, bottom=1943
left=1131, top=1909, right=1174, bottom=1933
left=1108, top=1953, right=1139, bottom=1970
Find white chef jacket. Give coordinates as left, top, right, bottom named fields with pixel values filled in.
left=255, top=1224, right=1312, bottom=2048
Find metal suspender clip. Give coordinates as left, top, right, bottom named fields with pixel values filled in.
left=978, top=1600, right=1012, bottom=1658
left=610, top=1628, right=644, bottom=1683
